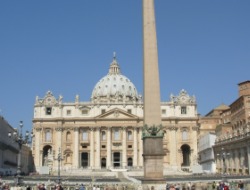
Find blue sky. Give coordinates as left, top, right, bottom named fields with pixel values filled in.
left=0, top=1, right=249, bottom=132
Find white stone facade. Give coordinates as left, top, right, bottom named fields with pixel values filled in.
left=198, top=132, right=216, bottom=173
left=32, top=56, right=199, bottom=174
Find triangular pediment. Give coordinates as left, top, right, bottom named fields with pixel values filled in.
left=95, top=108, right=139, bottom=120
left=79, top=105, right=91, bottom=111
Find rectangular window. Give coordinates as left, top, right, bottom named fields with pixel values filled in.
left=181, top=106, right=187, bottom=114
left=101, top=109, right=106, bottom=114
left=102, top=145, right=106, bottom=149
left=82, top=110, right=89, bottom=115
left=66, top=110, right=71, bottom=115
left=182, top=130, right=188, bottom=141
left=82, top=130, right=88, bottom=141
left=162, top=109, right=166, bottom=115
left=46, top=107, right=52, bottom=115
left=45, top=130, right=51, bottom=142
left=127, top=131, right=133, bottom=141
left=128, top=145, right=132, bottom=148
left=127, top=109, right=132, bottom=114
left=101, top=131, right=106, bottom=141
left=114, top=129, right=120, bottom=140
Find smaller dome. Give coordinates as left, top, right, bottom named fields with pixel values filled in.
left=91, top=53, right=139, bottom=103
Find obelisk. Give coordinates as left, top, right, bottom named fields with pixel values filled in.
left=142, top=0, right=165, bottom=183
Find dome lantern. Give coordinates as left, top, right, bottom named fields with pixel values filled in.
left=109, top=52, right=121, bottom=75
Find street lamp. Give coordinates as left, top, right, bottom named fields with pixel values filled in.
left=8, top=121, right=31, bottom=185
left=54, top=148, right=63, bottom=184
left=217, top=147, right=230, bottom=182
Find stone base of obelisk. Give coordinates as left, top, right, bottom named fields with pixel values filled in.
left=141, top=136, right=166, bottom=187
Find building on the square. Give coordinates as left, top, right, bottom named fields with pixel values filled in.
left=213, top=80, right=250, bottom=175
left=198, top=132, right=216, bottom=173
left=0, top=116, right=33, bottom=175
left=32, top=55, right=199, bottom=174
left=199, top=104, right=230, bottom=137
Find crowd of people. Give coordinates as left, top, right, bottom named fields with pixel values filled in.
left=165, top=180, right=246, bottom=190
left=0, top=179, right=247, bottom=190
left=211, top=180, right=244, bottom=190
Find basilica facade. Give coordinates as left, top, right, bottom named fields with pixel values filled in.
left=32, top=56, right=199, bottom=174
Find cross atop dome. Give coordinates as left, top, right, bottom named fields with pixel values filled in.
left=109, top=52, right=121, bottom=75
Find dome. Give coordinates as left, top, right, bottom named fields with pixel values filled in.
left=91, top=54, right=139, bottom=103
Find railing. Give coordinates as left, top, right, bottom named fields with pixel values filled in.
left=215, top=130, right=250, bottom=144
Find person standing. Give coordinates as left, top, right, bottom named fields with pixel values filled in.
left=238, top=180, right=244, bottom=190
left=212, top=181, right=216, bottom=190
left=79, top=184, right=85, bottom=190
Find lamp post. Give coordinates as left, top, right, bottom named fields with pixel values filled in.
left=8, top=121, right=31, bottom=186
left=55, top=148, right=63, bottom=184
left=217, top=147, right=230, bottom=182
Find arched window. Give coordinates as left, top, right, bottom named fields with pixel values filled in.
left=128, top=158, right=133, bottom=167
left=66, top=131, right=71, bottom=142
left=127, top=131, right=132, bottom=141
left=45, top=130, right=51, bottom=142
left=66, top=154, right=71, bottom=163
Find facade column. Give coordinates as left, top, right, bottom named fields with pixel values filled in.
left=35, top=128, right=42, bottom=167
left=55, top=127, right=63, bottom=170
left=74, top=128, right=79, bottom=169
left=191, top=126, right=199, bottom=166
left=40, top=150, right=43, bottom=169
left=133, top=128, right=138, bottom=167
left=107, top=128, right=111, bottom=169
left=90, top=128, right=94, bottom=169
left=122, top=127, right=127, bottom=168
left=240, top=148, right=245, bottom=173
left=138, top=128, right=143, bottom=167
left=229, top=150, right=233, bottom=174
left=95, top=127, right=101, bottom=169
left=215, top=156, right=219, bottom=173
left=232, top=151, right=236, bottom=173
left=235, top=150, right=239, bottom=174
left=247, top=146, right=250, bottom=174
left=169, top=126, right=178, bottom=170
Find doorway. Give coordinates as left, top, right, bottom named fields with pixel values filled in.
left=101, top=158, right=106, bottom=168
left=181, top=144, right=191, bottom=166
left=81, top=152, right=89, bottom=168
left=113, top=152, right=121, bottom=167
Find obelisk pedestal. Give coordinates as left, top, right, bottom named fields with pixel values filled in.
left=142, top=137, right=165, bottom=183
